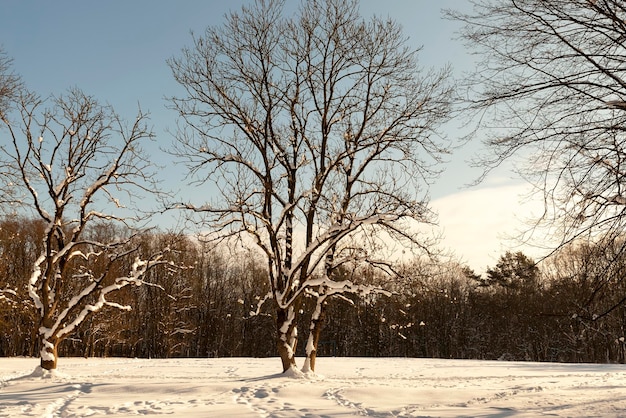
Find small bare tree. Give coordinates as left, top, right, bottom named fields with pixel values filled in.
left=0, top=87, right=171, bottom=371
left=169, top=0, right=453, bottom=373
left=449, top=1, right=626, bottom=316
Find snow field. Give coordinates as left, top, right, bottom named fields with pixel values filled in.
left=0, top=357, right=625, bottom=417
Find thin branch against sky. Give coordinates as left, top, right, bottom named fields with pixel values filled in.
left=0, top=1, right=528, bottom=271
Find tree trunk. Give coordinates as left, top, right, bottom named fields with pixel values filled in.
left=276, top=307, right=298, bottom=372
left=302, top=302, right=326, bottom=373
left=39, top=335, right=59, bottom=371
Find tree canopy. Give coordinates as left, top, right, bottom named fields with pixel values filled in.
left=170, top=0, right=453, bottom=372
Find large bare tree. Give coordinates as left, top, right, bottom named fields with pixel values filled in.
left=169, top=0, right=453, bottom=373
left=0, top=87, right=172, bottom=371
left=449, top=1, right=626, bottom=317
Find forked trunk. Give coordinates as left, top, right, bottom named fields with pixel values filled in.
left=276, top=307, right=298, bottom=372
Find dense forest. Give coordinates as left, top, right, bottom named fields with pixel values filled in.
left=1, top=216, right=625, bottom=364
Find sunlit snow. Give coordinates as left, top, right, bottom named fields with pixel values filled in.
left=1, top=357, right=625, bottom=417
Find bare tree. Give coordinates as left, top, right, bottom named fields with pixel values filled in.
left=449, top=0, right=626, bottom=316
left=450, top=2, right=626, bottom=244
left=0, top=48, right=24, bottom=209
left=0, top=88, right=172, bottom=371
left=169, top=0, right=453, bottom=373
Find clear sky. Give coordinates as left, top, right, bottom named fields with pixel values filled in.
left=0, top=1, right=535, bottom=272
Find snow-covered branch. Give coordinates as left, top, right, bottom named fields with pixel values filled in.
left=52, top=255, right=171, bottom=341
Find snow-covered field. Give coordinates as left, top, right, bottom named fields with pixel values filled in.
left=0, top=357, right=625, bottom=417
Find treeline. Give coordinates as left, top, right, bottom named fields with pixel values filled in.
left=318, top=250, right=626, bottom=363
left=1, top=216, right=625, bottom=363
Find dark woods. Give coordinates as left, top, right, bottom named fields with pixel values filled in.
left=2, top=216, right=625, bottom=364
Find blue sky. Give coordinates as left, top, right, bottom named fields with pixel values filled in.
left=0, top=1, right=532, bottom=271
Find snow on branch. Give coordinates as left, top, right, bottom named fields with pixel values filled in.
left=277, top=214, right=400, bottom=302
left=28, top=254, right=46, bottom=315
left=305, top=277, right=391, bottom=300
left=52, top=254, right=173, bottom=340
left=0, top=288, right=18, bottom=306
left=248, top=291, right=273, bottom=317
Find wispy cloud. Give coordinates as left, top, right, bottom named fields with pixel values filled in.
left=431, top=182, right=548, bottom=273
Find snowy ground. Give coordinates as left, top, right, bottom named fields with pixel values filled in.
left=0, top=357, right=625, bottom=417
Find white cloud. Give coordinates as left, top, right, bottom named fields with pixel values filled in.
left=430, top=182, right=548, bottom=273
